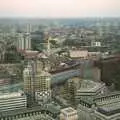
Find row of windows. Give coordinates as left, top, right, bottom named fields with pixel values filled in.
left=0, top=105, right=26, bottom=112
left=0, top=97, right=26, bottom=102
left=0, top=102, right=26, bottom=108
left=0, top=100, right=26, bottom=106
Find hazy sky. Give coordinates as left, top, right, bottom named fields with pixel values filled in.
left=0, top=0, right=120, bottom=18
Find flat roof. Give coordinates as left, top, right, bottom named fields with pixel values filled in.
left=95, top=91, right=120, bottom=100
left=77, top=80, right=105, bottom=92
left=0, top=92, right=24, bottom=99
left=97, top=102, right=120, bottom=116
left=61, top=107, right=77, bottom=114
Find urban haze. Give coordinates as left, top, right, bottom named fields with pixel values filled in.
left=0, top=0, right=120, bottom=120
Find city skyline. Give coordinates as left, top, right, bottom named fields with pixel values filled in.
left=0, top=0, right=120, bottom=18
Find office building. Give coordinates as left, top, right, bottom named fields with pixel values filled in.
left=35, top=71, right=51, bottom=104
left=23, top=62, right=35, bottom=106
left=0, top=92, right=27, bottom=112
left=75, top=80, right=106, bottom=103
left=23, top=63, right=33, bottom=94
left=23, top=59, right=51, bottom=104
left=94, top=92, right=120, bottom=120
left=63, top=77, right=81, bottom=104
left=60, top=107, right=78, bottom=120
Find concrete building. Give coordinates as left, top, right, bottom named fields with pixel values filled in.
left=94, top=92, right=120, bottom=120
left=60, top=107, right=78, bottom=120
left=23, top=62, right=34, bottom=106
left=91, top=41, right=101, bottom=47
left=77, top=99, right=95, bottom=120
left=23, top=63, right=33, bottom=94
left=23, top=61, right=51, bottom=104
left=75, top=80, right=106, bottom=103
left=69, top=50, right=88, bottom=59
left=63, top=77, right=82, bottom=104
left=17, top=33, right=31, bottom=51
left=61, top=78, right=105, bottom=105
left=0, top=103, right=59, bottom=120
left=0, top=92, right=27, bottom=112
left=88, top=52, right=101, bottom=60
left=77, top=92, right=120, bottom=120
left=35, top=71, right=51, bottom=104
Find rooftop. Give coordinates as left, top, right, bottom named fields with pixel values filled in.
left=61, top=107, right=77, bottom=114
left=97, top=102, right=120, bottom=116
left=0, top=92, right=24, bottom=99
left=78, top=80, right=105, bottom=92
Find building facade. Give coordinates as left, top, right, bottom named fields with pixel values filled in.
left=60, top=107, right=78, bottom=120
left=23, top=60, right=51, bottom=105
left=17, top=33, right=31, bottom=51
left=75, top=80, right=106, bottom=103
left=35, top=71, right=51, bottom=104
left=0, top=92, right=27, bottom=112
left=94, top=92, right=120, bottom=120
left=77, top=92, right=120, bottom=120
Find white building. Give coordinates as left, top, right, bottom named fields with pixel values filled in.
left=17, top=33, right=31, bottom=51
left=69, top=50, right=88, bottom=59
left=77, top=92, right=120, bottom=120
left=0, top=92, right=27, bottom=112
left=35, top=90, right=51, bottom=104
left=91, top=41, right=101, bottom=47
left=60, top=107, right=78, bottom=120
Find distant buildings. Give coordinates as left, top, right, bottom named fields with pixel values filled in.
left=17, top=33, right=31, bottom=51
left=69, top=50, right=101, bottom=60
left=91, top=41, right=101, bottom=47
left=60, top=107, right=78, bottom=120
left=31, top=31, right=45, bottom=51
left=0, top=92, right=27, bottom=112
left=69, top=50, right=88, bottom=59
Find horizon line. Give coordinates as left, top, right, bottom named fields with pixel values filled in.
left=0, top=16, right=120, bottom=19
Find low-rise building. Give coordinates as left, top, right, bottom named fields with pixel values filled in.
left=0, top=92, right=27, bottom=112
left=91, top=41, right=101, bottom=47
left=77, top=92, right=120, bottom=120
left=60, top=107, right=78, bottom=120
left=75, top=80, right=106, bottom=103
left=94, top=92, right=120, bottom=120
left=69, top=50, right=88, bottom=59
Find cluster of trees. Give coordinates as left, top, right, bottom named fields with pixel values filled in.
left=0, top=39, right=23, bottom=63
